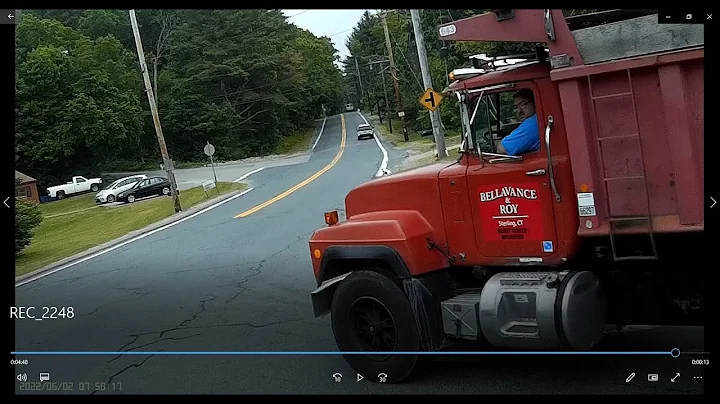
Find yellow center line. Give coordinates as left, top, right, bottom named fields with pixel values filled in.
left=234, top=114, right=347, bottom=218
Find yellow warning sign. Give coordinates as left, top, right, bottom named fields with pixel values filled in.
left=419, top=88, right=443, bottom=112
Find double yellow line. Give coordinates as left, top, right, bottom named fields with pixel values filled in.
left=234, top=114, right=347, bottom=218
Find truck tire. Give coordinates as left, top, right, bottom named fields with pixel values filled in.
left=91, top=184, right=99, bottom=192
left=331, top=270, right=423, bottom=383
left=56, top=191, right=65, bottom=200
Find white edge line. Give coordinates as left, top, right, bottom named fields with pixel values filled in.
left=15, top=187, right=255, bottom=288
left=310, top=116, right=328, bottom=152
left=234, top=167, right=265, bottom=183
left=358, top=111, right=390, bottom=178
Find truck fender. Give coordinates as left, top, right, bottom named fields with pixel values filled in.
left=311, top=245, right=411, bottom=318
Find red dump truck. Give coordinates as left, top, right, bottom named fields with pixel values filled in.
left=308, top=9, right=705, bottom=382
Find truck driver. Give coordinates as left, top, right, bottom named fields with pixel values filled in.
left=495, top=89, right=540, bottom=156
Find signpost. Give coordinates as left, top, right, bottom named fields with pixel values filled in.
left=419, top=88, right=444, bottom=112
left=202, top=179, right=217, bottom=197
left=204, top=141, right=218, bottom=186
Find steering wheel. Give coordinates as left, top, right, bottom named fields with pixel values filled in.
left=479, top=130, right=496, bottom=153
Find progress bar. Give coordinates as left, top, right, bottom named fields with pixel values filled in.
left=10, top=350, right=683, bottom=356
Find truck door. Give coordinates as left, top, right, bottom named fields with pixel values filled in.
left=75, top=177, right=88, bottom=192
left=466, top=83, right=559, bottom=259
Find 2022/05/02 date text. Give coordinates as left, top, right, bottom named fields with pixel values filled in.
left=18, top=382, right=122, bottom=392
left=10, top=306, right=75, bottom=320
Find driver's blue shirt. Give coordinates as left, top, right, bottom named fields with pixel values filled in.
left=500, top=114, right=540, bottom=156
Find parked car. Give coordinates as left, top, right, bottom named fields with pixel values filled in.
left=345, top=103, right=354, bottom=112
left=95, top=175, right=147, bottom=204
left=47, top=176, right=103, bottom=200
left=116, top=176, right=177, bottom=203
left=357, top=124, right=374, bottom=140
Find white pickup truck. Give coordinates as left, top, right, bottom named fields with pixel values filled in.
left=47, top=176, right=103, bottom=199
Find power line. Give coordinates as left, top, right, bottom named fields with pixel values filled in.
left=388, top=24, right=424, bottom=91
left=285, top=10, right=310, bottom=18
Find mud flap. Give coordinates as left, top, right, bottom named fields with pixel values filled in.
left=402, top=278, right=443, bottom=351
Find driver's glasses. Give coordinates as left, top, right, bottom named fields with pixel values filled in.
left=514, top=100, right=531, bottom=110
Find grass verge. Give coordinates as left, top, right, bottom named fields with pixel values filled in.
left=374, top=117, right=462, bottom=154
left=273, top=127, right=316, bottom=155
left=15, top=182, right=248, bottom=277
left=398, top=148, right=463, bottom=172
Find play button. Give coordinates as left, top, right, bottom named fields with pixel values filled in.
left=357, top=373, right=363, bottom=382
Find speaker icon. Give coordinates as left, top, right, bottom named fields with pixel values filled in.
left=16, top=373, right=27, bottom=382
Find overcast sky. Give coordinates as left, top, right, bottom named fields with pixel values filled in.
left=282, top=10, right=371, bottom=68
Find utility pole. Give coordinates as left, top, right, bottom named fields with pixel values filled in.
left=129, top=10, right=181, bottom=212
left=380, top=11, right=408, bottom=141
left=410, top=9, right=447, bottom=157
left=380, top=67, right=393, bottom=133
left=353, top=57, right=365, bottom=111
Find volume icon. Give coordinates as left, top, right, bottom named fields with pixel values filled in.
left=17, top=373, right=27, bottom=382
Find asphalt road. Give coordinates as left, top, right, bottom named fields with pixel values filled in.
left=14, top=112, right=705, bottom=395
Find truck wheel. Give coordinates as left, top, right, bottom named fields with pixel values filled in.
left=56, top=191, right=65, bottom=200
left=331, top=270, right=422, bottom=383
left=91, top=184, right=99, bottom=192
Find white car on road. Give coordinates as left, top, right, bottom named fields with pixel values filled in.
left=47, top=175, right=103, bottom=199
left=357, top=124, right=374, bottom=140
left=95, top=175, right=147, bottom=204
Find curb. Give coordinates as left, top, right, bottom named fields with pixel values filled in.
left=358, top=111, right=391, bottom=178
left=15, top=187, right=253, bottom=286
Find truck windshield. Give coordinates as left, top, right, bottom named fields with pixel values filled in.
left=470, top=92, right=520, bottom=154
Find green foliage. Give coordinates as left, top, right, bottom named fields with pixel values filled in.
left=340, top=9, right=602, bottom=134
left=15, top=198, right=44, bottom=256
left=16, top=10, right=345, bottom=186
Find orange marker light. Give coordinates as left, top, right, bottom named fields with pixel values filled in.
left=580, top=184, right=589, bottom=192
left=324, top=210, right=339, bottom=226
left=313, top=249, right=321, bottom=259
left=449, top=72, right=455, bottom=81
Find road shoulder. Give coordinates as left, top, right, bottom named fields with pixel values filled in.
left=15, top=187, right=254, bottom=286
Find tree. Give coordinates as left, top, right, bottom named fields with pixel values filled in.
left=15, top=14, right=144, bottom=187
left=15, top=10, right=349, bottom=174
left=15, top=190, right=43, bottom=256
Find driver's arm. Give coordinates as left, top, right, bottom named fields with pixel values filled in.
left=495, top=139, right=507, bottom=155
left=498, top=116, right=540, bottom=156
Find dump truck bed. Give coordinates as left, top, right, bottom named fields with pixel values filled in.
left=552, top=43, right=704, bottom=236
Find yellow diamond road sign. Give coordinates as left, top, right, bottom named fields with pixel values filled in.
left=419, top=88, right=443, bottom=112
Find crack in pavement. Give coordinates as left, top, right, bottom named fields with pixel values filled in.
left=110, top=294, right=218, bottom=360
left=78, top=299, right=130, bottom=317
left=161, top=263, right=239, bottom=276
left=92, top=354, right=155, bottom=395
left=226, top=231, right=314, bottom=304
left=108, top=334, right=203, bottom=363
left=112, top=318, right=303, bottom=363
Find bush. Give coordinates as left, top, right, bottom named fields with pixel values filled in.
left=15, top=198, right=43, bottom=256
